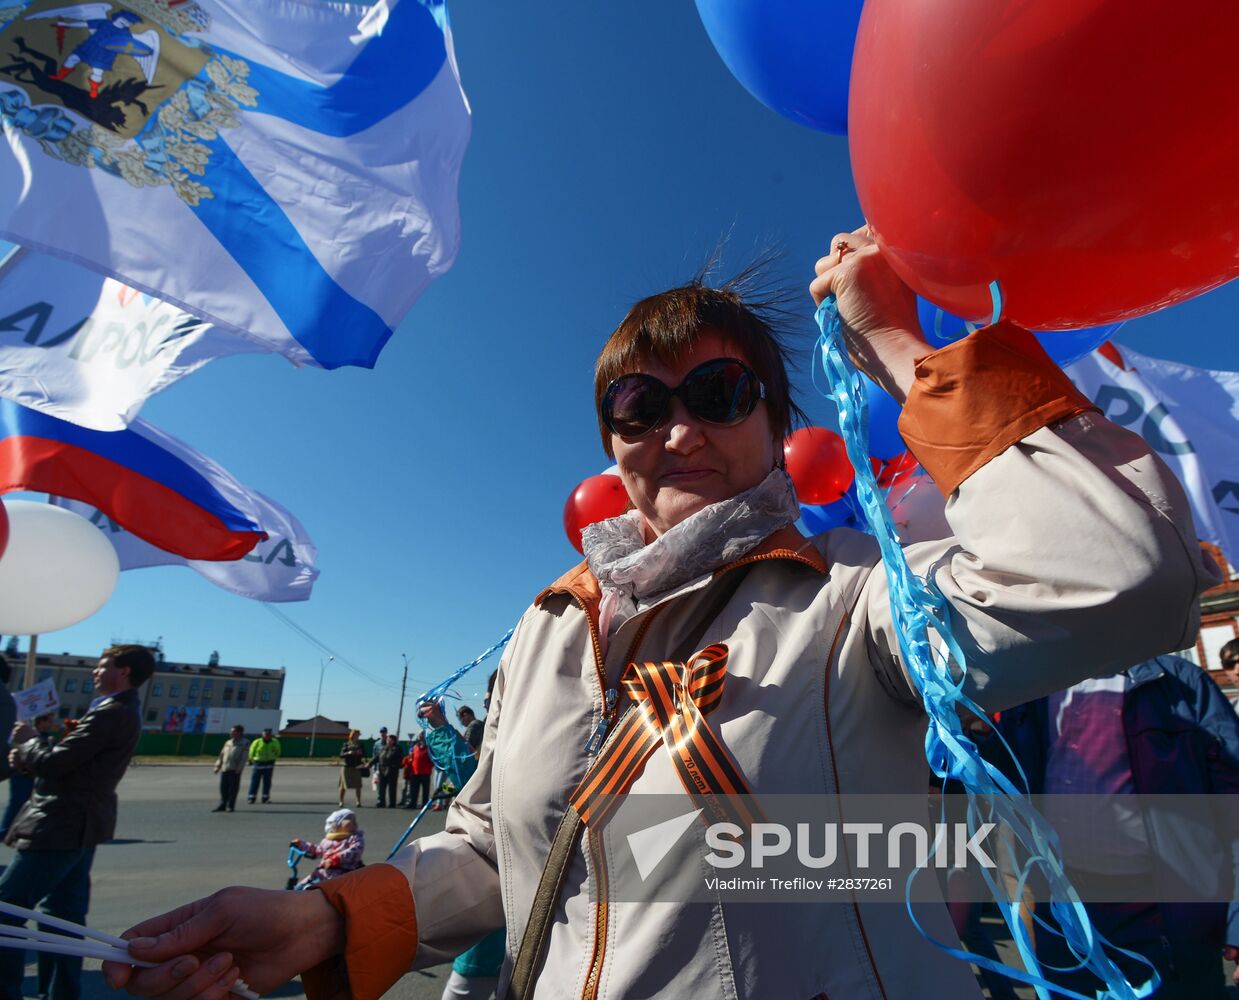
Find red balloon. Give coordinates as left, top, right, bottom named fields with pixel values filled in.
left=872, top=451, right=919, bottom=489
left=0, top=498, right=7, bottom=562
left=563, top=475, right=630, bottom=554
left=784, top=427, right=855, bottom=504
left=849, top=0, right=1239, bottom=330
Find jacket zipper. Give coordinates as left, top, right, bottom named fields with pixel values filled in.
left=581, top=829, right=610, bottom=1000
left=821, top=609, right=889, bottom=1000
left=551, top=545, right=824, bottom=1000
left=583, top=688, right=617, bottom=755
left=584, top=602, right=665, bottom=752
left=579, top=605, right=663, bottom=1000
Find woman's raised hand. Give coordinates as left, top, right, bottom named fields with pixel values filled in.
left=810, top=225, right=929, bottom=403
left=103, top=887, right=344, bottom=999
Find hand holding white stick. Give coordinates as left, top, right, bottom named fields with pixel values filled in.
left=0, top=906, right=259, bottom=999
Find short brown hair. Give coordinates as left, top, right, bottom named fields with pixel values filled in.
left=594, top=270, right=805, bottom=457
left=102, top=644, right=156, bottom=688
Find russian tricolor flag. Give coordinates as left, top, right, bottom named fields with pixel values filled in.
left=0, top=400, right=264, bottom=561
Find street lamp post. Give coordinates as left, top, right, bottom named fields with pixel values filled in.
left=309, top=655, right=333, bottom=757
left=396, top=654, right=410, bottom=740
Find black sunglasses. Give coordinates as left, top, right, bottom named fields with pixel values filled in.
left=602, top=358, right=766, bottom=439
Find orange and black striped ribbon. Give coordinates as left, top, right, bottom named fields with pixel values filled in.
left=570, top=643, right=760, bottom=829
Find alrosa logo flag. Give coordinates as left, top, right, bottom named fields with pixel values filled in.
left=0, top=0, right=470, bottom=370
left=1067, top=344, right=1239, bottom=566
left=51, top=485, right=318, bottom=603
left=0, top=244, right=262, bottom=429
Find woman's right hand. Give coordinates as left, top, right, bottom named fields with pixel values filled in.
left=103, top=886, right=344, bottom=999
left=810, top=225, right=929, bottom=403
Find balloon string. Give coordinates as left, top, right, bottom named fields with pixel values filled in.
left=884, top=468, right=921, bottom=518
left=414, top=629, right=514, bottom=779
left=812, top=297, right=1156, bottom=1000
left=414, top=629, right=513, bottom=708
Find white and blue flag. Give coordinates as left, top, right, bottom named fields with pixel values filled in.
left=0, top=1, right=470, bottom=370
left=1068, top=344, right=1239, bottom=567
left=0, top=244, right=262, bottom=429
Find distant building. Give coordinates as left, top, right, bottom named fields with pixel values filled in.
left=9, top=642, right=285, bottom=730
left=282, top=716, right=351, bottom=737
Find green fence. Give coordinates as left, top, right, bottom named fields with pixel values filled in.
left=135, top=732, right=349, bottom=758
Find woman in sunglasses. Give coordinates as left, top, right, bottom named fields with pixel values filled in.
left=106, top=232, right=1217, bottom=1000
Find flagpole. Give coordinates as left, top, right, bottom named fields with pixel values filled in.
left=22, top=635, right=37, bottom=689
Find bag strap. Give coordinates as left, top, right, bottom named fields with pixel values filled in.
left=506, top=564, right=752, bottom=999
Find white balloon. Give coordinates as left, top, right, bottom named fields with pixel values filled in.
left=0, top=501, right=119, bottom=634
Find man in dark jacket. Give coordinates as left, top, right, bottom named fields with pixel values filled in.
left=0, top=656, right=15, bottom=784
left=0, top=644, right=153, bottom=1000
left=372, top=733, right=403, bottom=808
left=997, top=654, right=1239, bottom=999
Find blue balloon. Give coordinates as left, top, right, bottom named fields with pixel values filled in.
left=694, top=0, right=864, bottom=135
left=916, top=297, right=1123, bottom=367
left=916, top=296, right=978, bottom=349
left=862, top=376, right=905, bottom=460
left=1034, top=326, right=1125, bottom=367
left=800, top=492, right=859, bottom=534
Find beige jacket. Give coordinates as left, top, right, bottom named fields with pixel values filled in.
left=213, top=737, right=249, bottom=774
left=303, top=327, right=1217, bottom=1000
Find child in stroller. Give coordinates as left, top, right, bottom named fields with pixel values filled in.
left=289, top=808, right=364, bottom=890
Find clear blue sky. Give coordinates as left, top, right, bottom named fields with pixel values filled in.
left=26, top=2, right=1239, bottom=737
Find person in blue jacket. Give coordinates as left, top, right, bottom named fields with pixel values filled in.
left=996, top=654, right=1239, bottom=999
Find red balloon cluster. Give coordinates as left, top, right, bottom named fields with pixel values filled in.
left=563, top=475, right=630, bottom=554
left=784, top=427, right=854, bottom=504
left=849, top=0, right=1239, bottom=330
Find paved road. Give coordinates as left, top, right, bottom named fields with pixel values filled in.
left=0, top=763, right=454, bottom=1000
left=2, top=764, right=1235, bottom=1000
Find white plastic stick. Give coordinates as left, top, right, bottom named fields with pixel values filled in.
left=0, top=920, right=259, bottom=1000
left=0, top=924, right=123, bottom=948
left=0, top=934, right=151, bottom=966
left=0, top=901, right=127, bottom=948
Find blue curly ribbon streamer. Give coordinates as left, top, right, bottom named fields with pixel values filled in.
left=381, top=630, right=515, bottom=860
left=813, top=297, right=1157, bottom=1000
left=415, top=628, right=514, bottom=776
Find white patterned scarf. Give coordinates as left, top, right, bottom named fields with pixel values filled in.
left=581, top=468, right=800, bottom=646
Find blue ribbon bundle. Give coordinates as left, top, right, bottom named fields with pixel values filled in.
left=813, top=297, right=1156, bottom=1000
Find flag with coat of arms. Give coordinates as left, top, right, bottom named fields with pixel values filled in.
left=0, top=0, right=470, bottom=371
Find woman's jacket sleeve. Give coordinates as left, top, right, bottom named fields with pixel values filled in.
left=857, top=323, right=1219, bottom=712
